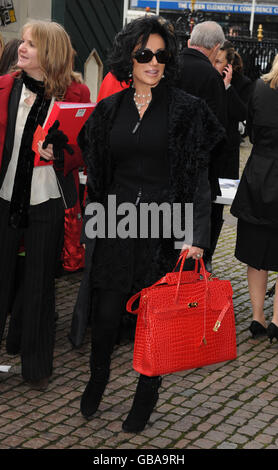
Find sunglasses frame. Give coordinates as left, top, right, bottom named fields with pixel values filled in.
left=133, top=48, right=169, bottom=64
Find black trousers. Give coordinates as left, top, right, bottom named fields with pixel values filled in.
left=90, top=289, right=158, bottom=383
left=90, top=289, right=129, bottom=371
left=0, top=197, right=64, bottom=381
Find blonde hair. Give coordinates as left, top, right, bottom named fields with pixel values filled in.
left=21, top=20, right=82, bottom=99
left=261, top=54, right=278, bottom=90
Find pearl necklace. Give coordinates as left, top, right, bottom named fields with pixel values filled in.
left=134, top=90, right=151, bottom=114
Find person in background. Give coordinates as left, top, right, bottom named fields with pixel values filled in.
left=214, top=41, right=252, bottom=179
left=177, top=21, right=227, bottom=135
left=211, top=41, right=253, bottom=260
left=231, top=54, right=278, bottom=342
left=0, top=38, right=22, bottom=75
left=0, top=20, right=90, bottom=390
left=0, top=38, right=26, bottom=330
left=177, top=21, right=227, bottom=272
left=78, top=15, right=224, bottom=433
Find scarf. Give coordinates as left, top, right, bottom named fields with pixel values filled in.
left=9, top=71, right=51, bottom=229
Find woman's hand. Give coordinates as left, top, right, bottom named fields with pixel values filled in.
left=180, top=244, right=204, bottom=260
left=223, top=63, right=233, bottom=88
left=38, top=140, right=55, bottom=161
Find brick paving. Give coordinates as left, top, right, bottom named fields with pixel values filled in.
left=1, top=139, right=278, bottom=450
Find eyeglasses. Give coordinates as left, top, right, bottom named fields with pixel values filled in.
left=133, top=48, right=169, bottom=64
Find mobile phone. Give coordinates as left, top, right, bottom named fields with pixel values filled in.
left=222, top=64, right=230, bottom=79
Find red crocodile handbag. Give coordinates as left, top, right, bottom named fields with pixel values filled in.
left=126, top=250, right=237, bottom=376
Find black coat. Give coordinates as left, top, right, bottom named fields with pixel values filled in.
left=69, top=85, right=225, bottom=347
left=231, top=78, right=278, bottom=227
left=177, top=48, right=227, bottom=127
left=221, top=72, right=253, bottom=179
left=176, top=48, right=227, bottom=198
left=80, top=85, right=225, bottom=280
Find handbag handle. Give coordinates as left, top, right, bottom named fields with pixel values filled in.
left=126, top=250, right=208, bottom=314
left=126, top=273, right=167, bottom=314
left=174, top=250, right=208, bottom=303
left=174, top=250, right=209, bottom=346
left=172, top=251, right=199, bottom=274
left=126, top=292, right=141, bottom=315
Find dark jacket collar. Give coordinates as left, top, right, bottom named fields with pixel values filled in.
left=181, top=47, right=211, bottom=65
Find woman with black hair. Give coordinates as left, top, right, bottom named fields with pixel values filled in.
left=79, top=16, right=225, bottom=433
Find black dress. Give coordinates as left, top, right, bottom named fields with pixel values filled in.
left=231, top=79, right=278, bottom=270
left=91, top=82, right=171, bottom=294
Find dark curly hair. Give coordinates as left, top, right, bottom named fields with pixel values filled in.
left=107, top=15, right=178, bottom=84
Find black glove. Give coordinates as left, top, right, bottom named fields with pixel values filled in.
left=42, top=120, right=74, bottom=162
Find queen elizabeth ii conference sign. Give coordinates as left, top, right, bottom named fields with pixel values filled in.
left=131, top=0, right=278, bottom=15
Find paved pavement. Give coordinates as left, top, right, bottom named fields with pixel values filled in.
left=1, top=139, right=278, bottom=451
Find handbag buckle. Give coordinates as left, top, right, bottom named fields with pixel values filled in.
left=188, top=302, right=198, bottom=308
left=213, top=320, right=221, bottom=332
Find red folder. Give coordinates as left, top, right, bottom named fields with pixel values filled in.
left=32, top=101, right=96, bottom=167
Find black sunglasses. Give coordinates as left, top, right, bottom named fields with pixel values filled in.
left=133, top=48, right=169, bottom=64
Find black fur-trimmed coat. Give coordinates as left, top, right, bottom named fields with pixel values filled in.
left=69, top=84, right=225, bottom=347
left=79, top=85, right=225, bottom=280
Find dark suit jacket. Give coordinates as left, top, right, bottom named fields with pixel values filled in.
left=177, top=48, right=227, bottom=198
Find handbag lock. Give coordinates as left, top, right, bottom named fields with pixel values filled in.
left=188, top=302, right=198, bottom=308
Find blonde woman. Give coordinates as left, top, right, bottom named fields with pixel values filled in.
left=231, top=54, right=278, bottom=343
left=0, top=20, right=90, bottom=389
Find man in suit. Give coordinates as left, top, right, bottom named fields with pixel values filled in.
left=177, top=21, right=227, bottom=271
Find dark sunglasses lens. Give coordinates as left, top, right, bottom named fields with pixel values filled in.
left=134, top=49, right=169, bottom=64
left=135, top=50, right=153, bottom=63
left=156, top=50, right=169, bottom=64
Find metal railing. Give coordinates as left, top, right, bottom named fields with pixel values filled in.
left=226, top=37, right=278, bottom=81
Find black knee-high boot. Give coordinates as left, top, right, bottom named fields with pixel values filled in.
left=80, top=331, right=115, bottom=419
left=122, top=375, right=162, bottom=433
left=80, top=362, right=110, bottom=419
